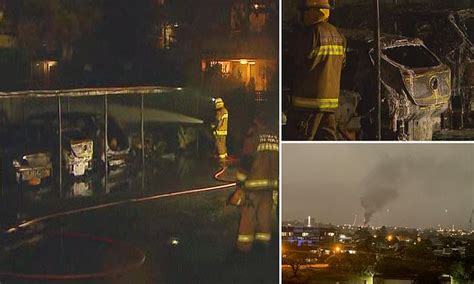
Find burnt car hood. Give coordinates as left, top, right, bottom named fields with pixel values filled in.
left=399, top=66, right=451, bottom=107
left=341, top=29, right=451, bottom=107
left=340, top=28, right=426, bottom=49
left=377, top=39, right=451, bottom=107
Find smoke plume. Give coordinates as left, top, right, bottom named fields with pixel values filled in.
left=361, top=185, right=399, bottom=225
left=360, top=155, right=405, bottom=225
left=359, top=149, right=473, bottom=226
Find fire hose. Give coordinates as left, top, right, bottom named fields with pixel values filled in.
left=0, top=167, right=236, bottom=281
left=0, top=232, right=146, bottom=281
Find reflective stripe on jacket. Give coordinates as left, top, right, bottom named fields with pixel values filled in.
left=290, top=21, right=346, bottom=112
left=239, top=129, right=279, bottom=191
left=215, top=108, right=228, bottom=136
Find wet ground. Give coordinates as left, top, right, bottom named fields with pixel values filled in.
left=0, top=157, right=279, bottom=284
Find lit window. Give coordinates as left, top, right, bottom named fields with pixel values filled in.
left=209, top=61, right=231, bottom=77
left=158, top=23, right=177, bottom=49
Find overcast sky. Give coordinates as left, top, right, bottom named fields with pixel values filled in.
left=283, top=144, right=474, bottom=230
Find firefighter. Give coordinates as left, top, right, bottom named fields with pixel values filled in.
left=287, top=0, right=345, bottom=140
left=212, top=98, right=229, bottom=161
left=229, top=112, right=279, bottom=253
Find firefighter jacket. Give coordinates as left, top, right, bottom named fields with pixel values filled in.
left=236, top=125, right=279, bottom=191
left=214, top=107, right=229, bottom=136
left=290, top=21, right=346, bottom=112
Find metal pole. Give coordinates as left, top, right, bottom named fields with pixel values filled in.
left=141, top=93, right=145, bottom=191
left=195, top=97, right=200, bottom=157
left=458, top=48, right=464, bottom=129
left=58, top=96, right=63, bottom=197
left=374, top=0, right=382, bottom=141
left=0, top=101, right=3, bottom=198
left=22, top=98, right=26, bottom=126
left=104, top=95, right=108, bottom=191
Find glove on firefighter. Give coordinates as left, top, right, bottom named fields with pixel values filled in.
left=227, top=187, right=246, bottom=207
left=227, top=169, right=248, bottom=207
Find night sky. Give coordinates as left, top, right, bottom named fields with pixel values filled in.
left=283, top=144, right=474, bottom=230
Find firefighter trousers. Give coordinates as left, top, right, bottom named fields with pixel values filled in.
left=215, top=135, right=227, bottom=159
left=288, top=110, right=337, bottom=141
left=237, top=190, right=273, bottom=252
left=309, top=112, right=337, bottom=141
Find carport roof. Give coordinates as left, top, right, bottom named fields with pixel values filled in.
left=0, top=86, right=183, bottom=99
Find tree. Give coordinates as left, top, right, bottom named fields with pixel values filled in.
left=403, top=240, right=433, bottom=260
left=450, top=262, right=470, bottom=283
left=355, top=227, right=372, bottom=240
left=7, top=0, right=102, bottom=60
left=327, top=253, right=376, bottom=276
left=376, top=226, right=388, bottom=238
left=283, top=253, right=305, bottom=278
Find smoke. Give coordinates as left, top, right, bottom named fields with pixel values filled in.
left=359, top=148, right=474, bottom=226
left=361, top=185, right=399, bottom=225
left=76, top=102, right=204, bottom=124
left=360, top=155, right=405, bottom=225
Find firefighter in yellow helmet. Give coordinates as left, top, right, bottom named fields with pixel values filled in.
left=229, top=111, right=279, bottom=253
left=287, top=0, right=345, bottom=140
left=212, top=98, right=229, bottom=161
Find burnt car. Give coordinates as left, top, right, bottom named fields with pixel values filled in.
left=130, top=125, right=199, bottom=163
left=1, top=124, right=53, bottom=187
left=333, top=5, right=474, bottom=129
left=392, top=8, right=474, bottom=128
left=339, top=29, right=451, bottom=140
left=96, top=116, right=130, bottom=170
left=0, top=111, right=53, bottom=188
left=26, top=113, right=95, bottom=178
left=130, top=133, right=162, bottom=160
left=25, top=112, right=131, bottom=176
left=89, top=115, right=131, bottom=194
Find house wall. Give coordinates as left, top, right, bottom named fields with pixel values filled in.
left=374, top=278, right=414, bottom=284
left=336, top=0, right=471, bottom=6
left=202, top=58, right=277, bottom=93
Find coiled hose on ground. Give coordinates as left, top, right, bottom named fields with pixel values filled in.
left=0, top=167, right=235, bottom=281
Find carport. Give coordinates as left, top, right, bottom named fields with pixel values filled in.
left=0, top=86, right=201, bottom=195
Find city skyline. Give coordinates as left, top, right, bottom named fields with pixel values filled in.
left=283, top=144, right=474, bottom=230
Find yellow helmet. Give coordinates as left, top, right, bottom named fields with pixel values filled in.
left=214, top=98, right=224, bottom=109
left=300, top=0, right=331, bottom=9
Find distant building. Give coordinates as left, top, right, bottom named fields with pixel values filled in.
left=433, top=247, right=466, bottom=258
left=148, top=0, right=179, bottom=50
left=0, top=0, right=14, bottom=48
left=282, top=225, right=336, bottom=246
left=336, top=0, right=472, bottom=6
left=231, top=0, right=275, bottom=34
left=373, top=277, right=415, bottom=284
left=157, top=22, right=178, bottom=50
left=201, top=0, right=278, bottom=100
